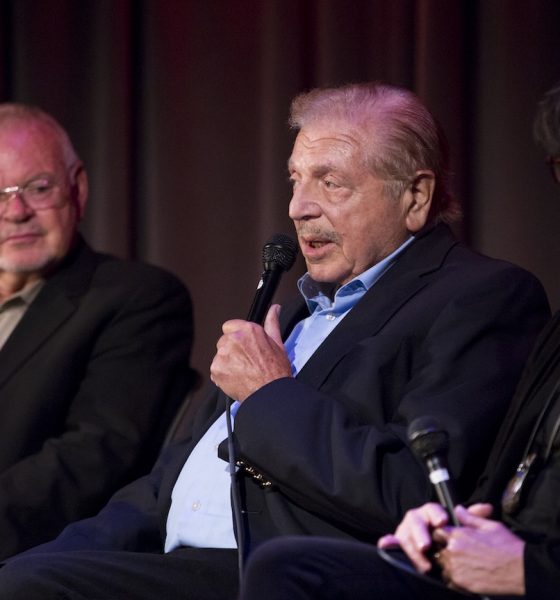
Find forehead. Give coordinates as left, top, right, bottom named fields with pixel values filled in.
left=0, top=120, right=65, bottom=181
left=288, top=122, right=365, bottom=171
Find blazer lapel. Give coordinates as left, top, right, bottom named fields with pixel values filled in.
left=0, top=237, right=99, bottom=390
left=287, top=224, right=458, bottom=389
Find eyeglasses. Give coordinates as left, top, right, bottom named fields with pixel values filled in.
left=546, top=156, right=560, bottom=185
left=0, top=176, right=64, bottom=215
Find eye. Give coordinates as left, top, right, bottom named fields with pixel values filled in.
left=26, top=179, right=55, bottom=196
left=288, top=175, right=300, bottom=189
left=323, top=179, right=340, bottom=190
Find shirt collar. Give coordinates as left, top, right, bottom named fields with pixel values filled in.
left=0, top=279, right=45, bottom=310
left=297, top=235, right=415, bottom=313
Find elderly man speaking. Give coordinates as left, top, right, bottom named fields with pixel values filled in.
left=0, top=82, right=549, bottom=600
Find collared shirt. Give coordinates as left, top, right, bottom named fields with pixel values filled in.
left=164, top=236, right=414, bottom=551
left=285, top=237, right=415, bottom=375
left=0, top=279, right=45, bottom=350
left=165, top=402, right=239, bottom=552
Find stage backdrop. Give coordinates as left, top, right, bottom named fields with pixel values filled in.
left=1, top=0, right=559, bottom=378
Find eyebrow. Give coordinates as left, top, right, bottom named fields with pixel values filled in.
left=287, top=160, right=339, bottom=178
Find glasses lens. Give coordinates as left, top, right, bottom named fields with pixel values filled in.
left=23, top=178, right=58, bottom=209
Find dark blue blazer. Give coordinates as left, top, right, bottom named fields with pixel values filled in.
left=24, top=224, right=550, bottom=561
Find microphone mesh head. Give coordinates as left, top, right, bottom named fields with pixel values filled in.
left=407, top=416, right=449, bottom=460
left=262, top=234, right=299, bottom=271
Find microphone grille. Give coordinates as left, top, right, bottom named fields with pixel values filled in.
left=262, top=234, right=299, bottom=271
left=407, top=416, right=449, bottom=460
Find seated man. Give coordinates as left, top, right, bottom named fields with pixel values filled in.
left=237, top=80, right=560, bottom=600
left=0, top=104, right=194, bottom=558
left=0, top=82, right=550, bottom=599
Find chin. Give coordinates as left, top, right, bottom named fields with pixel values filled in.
left=308, top=273, right=343, bottom=285
left=0, top=252, right=55, bottom=274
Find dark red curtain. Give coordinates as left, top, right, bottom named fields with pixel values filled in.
left=1, top=0, right=559, bottom=376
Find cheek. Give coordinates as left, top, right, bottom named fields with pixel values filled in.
left=43, top=212, right=77, bottom=251
left=336, top=214, right=373, bottom=256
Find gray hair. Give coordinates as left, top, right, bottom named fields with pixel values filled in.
left=534, top=81, right=560, bottom=156
left=289, top=82, right=461, bottom=225
left=0, top=103, right=79, bottom=169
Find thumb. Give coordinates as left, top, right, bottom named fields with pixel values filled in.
left=264, top=304, right=283, bottom=346
left=454, top=505, right=492, bottom=529
left=466, top=503, right=493, bottom=519
left=377, top=534, right=400, bottom=549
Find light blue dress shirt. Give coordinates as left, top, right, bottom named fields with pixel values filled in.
left=165, top=236, right=414, bottom=551
left=285, top=236, right=415, bottom=375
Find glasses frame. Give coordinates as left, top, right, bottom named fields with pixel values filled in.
left=0, top=175, right=64, bottom=215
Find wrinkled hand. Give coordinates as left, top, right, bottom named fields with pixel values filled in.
left=433, top=505, right=525, bottom=596
left=210, top=304, right=292, bottom=402
left=377, top=502, right=452, bottom=573
left=378, top=503, right=525, bottom=596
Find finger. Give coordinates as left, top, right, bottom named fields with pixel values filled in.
left=454, top=505, right=492, bottom=528
left=222, top=319, right=248, bottom=334
left=466, top=503, right=493, bottom=518
left=377, top=534, right=400, bottom=549
left=400, top=541, right=434, bottom=574
left=432, top=527, right=451, bottom=546
left=263, top=304, right=283, bottom=346
left=420, top=502, right=450, bottom=529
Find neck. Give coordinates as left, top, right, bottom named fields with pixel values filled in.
left=0, top=272, right=41, bottom=302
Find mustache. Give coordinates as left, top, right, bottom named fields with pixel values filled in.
left=295, top=226, right=340, bottom=244
left=0, top=226, right=44, bottom=243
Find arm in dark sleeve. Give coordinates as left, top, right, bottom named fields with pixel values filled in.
left=5, top=391, right=223, bottom=559
left=5, top=442, right=178, bottom=558
left=0, top=267, right=193, bottom=558
left=233, top=266, right=550, bottom=536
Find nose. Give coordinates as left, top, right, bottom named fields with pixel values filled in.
left=288, top=182, right=322, bottom=221
left=1, top=192, right=34, bottom=221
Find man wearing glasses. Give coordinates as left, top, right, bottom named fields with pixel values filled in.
left=0, top=104, right=194, bottom=559
left=237, top=81, right=560, bottom=600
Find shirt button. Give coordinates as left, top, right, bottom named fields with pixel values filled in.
left=192, top=500, right=201, bottom=511
left=326, top=313, right=336, bottom=321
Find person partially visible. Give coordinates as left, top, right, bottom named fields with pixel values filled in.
left=236, top=80, right=560, bottom=600
left=0, top=104, right=194, bottom=559
left=0, top=82, right=550, bottom=599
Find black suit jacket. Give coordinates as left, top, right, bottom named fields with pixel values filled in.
left=24, top=225, right=550, bottom=560
left=471, top=311, right=560, bottom=599
left=0, top=236, right=194, bottom=558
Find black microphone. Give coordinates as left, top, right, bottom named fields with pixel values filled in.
left=407, top=416, right=460, bottom=526
left=227, top=233, right=297, bottom=578
left=246, top=234, right=299, bottom=324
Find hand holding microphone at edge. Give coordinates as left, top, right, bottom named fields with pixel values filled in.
left=377, top=416, right=526, bottom=597
left=210, top=303, right=292, bottom=403
left=210, top=233, right=298, bottom=403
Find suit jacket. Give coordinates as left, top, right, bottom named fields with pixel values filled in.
left=471, top=311, right=560, bottom=599
left=24, top=224, right=550, bottom=561
left=0, top=235, right=194, bottom=559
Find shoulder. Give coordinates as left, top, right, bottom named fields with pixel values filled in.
left=52, top=240, right=192, bottom=312
left=81, top=244, right=190, bottom=298
left=446, top=245, right=549, bottom=311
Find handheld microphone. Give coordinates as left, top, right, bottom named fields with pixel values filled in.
left=227, top=233, right=298, bottom=578
left=407, top=416, right=460, bottom=526
left=246, top=234, right=299, bottom=324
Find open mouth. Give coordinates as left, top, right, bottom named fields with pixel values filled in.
left=309, top=240, right=330, bottom=249
left=300, top=238, right=336, bottom=258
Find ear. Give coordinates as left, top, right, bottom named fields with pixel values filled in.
left=70, top=162, right=89, bottom=221
left=403, top=170, right=435, bottom=233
